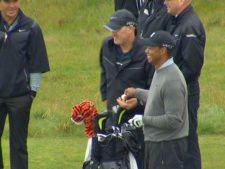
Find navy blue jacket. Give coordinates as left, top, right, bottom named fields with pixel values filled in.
left=100, top=37, right=154, bottom=118
left=0, top=10, right=50, bottom=98
left=167, top=5, right=206, bottom=86
left=114, top=0, right=140, bottom=18
left=137, top=0, right=171, bottom=38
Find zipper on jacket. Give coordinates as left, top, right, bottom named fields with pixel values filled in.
left=24, top=68, right=29, bottom=82
left=4, top=33, right=8, bottom=42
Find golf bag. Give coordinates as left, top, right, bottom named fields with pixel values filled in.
left=82, top=109, right=140, bottom=169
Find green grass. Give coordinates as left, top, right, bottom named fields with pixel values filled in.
left=15, top=0, right=114, bottom=137
left=200, top=135, right=225, bottom=169
left=1, top=0, right=225, bottom=168
left=18, top=0, right=225, bottom=137
left=1, top=135, right=224, bottom=169
left=2, top=136, right=87, bottom=169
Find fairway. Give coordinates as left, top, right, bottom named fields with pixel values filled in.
left=1, top=135, right=224, bottom=169
left=1, top=0, right=225, bottom=169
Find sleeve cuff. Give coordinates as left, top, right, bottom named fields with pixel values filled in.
left=30, top=90, right=37, bottom=97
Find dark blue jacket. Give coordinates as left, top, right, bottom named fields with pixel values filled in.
left=137, top=0, right=171, bottom=38
left=99, top=37, right=154, bottom=119
left=114, top=0, right=140, bottom=18
left=167, top=5, right=206, bottom=86
left=0, top=10, right=49, bottom=98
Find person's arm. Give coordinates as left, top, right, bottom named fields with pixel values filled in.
left=27, top=22, right=50, bottom=73
left=99, top=46, right=107, bottom=102
left=135, top=88, right=149, bottom=104
left=29, top=73, right=41, bottom=98
left=123, top=87, right=148, bottom=105
left=143, top=80, right=187, bottom=130
left=179, top=26, right=205, bottom=82
left=117, top=97, right=138, bottom=110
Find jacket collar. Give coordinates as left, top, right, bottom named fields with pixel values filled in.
left=172, top=5, right=193, bottom=24
left=159, top=57, right=174, bottom=70
left=0, top=9, right=24, bottom=31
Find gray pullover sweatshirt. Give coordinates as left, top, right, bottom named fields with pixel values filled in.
left=135, top=63, right=189, bottom=142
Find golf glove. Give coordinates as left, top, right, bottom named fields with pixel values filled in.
left=128, top=115, right=143, bottom=128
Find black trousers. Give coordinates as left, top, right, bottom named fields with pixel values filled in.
left=0, top=94, right=33, bottom=169
left=144, top=137, right=187, bottom=169
left=184, top=82, right=201, bottom=169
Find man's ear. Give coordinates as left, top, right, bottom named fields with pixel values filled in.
left=160, top=47, right=168, bottom=56
left=128, top=25, right=135, bottom=33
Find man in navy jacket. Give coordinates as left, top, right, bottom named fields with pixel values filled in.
left=100, top=9, right=153, bottom=168
left=137, top=0, right=171, bottom=38
left=114, top=0, right=145, bottom=18
left=164, top=0, right=206, bottom=169
left=0, top=0, right=49, bottom=169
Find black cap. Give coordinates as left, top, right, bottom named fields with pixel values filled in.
left=104, top=9, right=137, bottom=31
left=141, top=31, right=176, bottom=50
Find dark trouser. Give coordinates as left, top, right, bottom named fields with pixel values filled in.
left=0, top=95, right=32, bottom=169
left=184, top=82, right=201, bottom=169
left=144, top=137, right=187, bottom=169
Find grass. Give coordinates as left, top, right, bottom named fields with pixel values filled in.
left=1, top=135, right=225, bottom=169
left=200, top=135, right=225, bottom=169
left=18, top=0, right=225, bottom=138
left=13, top=0, right=114, bottom=137
left=2, top=136, right=87, bottom=169
left=1, top=0, right=225, bottom=168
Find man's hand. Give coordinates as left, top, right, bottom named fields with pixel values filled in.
left=128, top=115, right=143, bottom=128
left=124, top=87, right=136, bottom=98
left=116, top=97, right=138, bottom=110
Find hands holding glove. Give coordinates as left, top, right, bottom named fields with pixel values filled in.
left=128, top=115, right=143, bottom=128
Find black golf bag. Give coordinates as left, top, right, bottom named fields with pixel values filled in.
left=82, top=108, right=140, bottom=169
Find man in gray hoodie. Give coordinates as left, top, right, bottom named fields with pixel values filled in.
left=117, top=30, right=189, bottom=169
